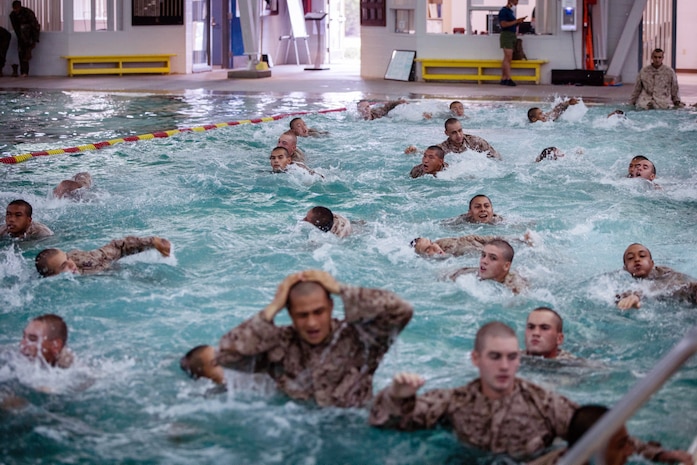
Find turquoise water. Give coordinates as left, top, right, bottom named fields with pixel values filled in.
left=1, top=91, right=696, bottom=465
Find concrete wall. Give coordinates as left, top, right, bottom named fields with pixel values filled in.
left=676, top=0, right=697, bottom=71
left=361, top=0, right=644, bottom=84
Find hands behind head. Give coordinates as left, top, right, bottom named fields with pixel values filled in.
left=262, top=270, right=340, bottom=321
left=390, top=372, right=425, bottom=398
left=153, top=237, right=171, bottom=257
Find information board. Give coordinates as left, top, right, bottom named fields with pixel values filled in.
left=384, top=50, right=416, bottom=81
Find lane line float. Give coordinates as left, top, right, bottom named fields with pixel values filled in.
left=0, top=107, right=347, bottom=165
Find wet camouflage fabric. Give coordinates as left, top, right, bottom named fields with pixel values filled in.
left=370, top=378, right=578, bottom=459
left=370, top=100, right=403, bottom=120
left=629, top=64, right=682, bottom=110
left=435, top=235, right=495, bottom=256
left=0, top=221, right=53, bottom=240
left=67, top=236, right=159, bottom=274
left=446, top=212, right=504, bottom=225
left=56, top=348, right=74, bottom=369
left=438, top=135, right=501, bottom=159
left=547, top=101, right=574, bottom=122
left=526, top=437, right=666, bottom=465
left=620, top=265, right=697, bottom=305
left=291, top=148, right=305, bottom=163
left=217, top=285, right=413, bottom=407
left=448, top=267, right=527, bottom=294
left=330, top=214, right=352, bottom=238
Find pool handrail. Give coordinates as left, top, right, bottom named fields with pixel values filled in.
left=558, top=325, right=697, bottom=465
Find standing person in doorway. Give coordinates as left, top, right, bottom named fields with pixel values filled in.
left=498, top=0, right=526, bottom=87
left=0, top=26, right=11, bottom=76
left=9, top=1, right=40, bottom=77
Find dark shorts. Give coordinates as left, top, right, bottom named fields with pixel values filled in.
left=500, top=31, right=516, bottom=50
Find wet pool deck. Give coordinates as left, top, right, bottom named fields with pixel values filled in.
left=0, top=62, right=695, bottom=105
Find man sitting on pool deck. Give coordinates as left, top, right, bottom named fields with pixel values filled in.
left=445, top=194, right=504, bottom=225
left=217, top=269, right=413, bottom=408
left=409, top=146, right=448, bottom=178
left=1, top=199, right=53, bottom=241
left=302, top=206, right=352, bottom=238
left=405, top=118, right=501, bottom=160
left=277, top=130, right=306, bottom=163
left=20, top=313, right=74, bottom=368
left=524, top=307, right=575, bottom=360
left=448, top=239, right=527, bottom=294
left=369, top=321, right=691, bottom=464
left=35, top=235, right=171, bottom=277
left=528, top=98, right=579, bottom=123
left=616, top=243, right=697, bottom=310
left=53, top=172, right=93, bottom=199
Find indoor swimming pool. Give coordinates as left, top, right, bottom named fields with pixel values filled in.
left=1, top=90, right=696, bottom=464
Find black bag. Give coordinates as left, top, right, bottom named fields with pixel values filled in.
left=513, top=38, right=527, bottom=60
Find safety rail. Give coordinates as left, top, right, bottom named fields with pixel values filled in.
left=558, top=325, right=697, bottom=465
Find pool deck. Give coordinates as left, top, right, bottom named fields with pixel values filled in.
left=0, top=62, right=696, bottom=105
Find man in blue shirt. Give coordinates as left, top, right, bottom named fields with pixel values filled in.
left=498, top=0, right=526, bottom=86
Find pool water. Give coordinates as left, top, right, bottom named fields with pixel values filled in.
left=1, top=91, right=696, bottom=465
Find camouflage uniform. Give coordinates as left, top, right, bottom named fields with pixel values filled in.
left=67, top=236, right=163, bottom=274
left=437, top=135, right=501, bottom=160
left=291, top=147, right=306, bottom=164
left=218, top=285, right=413, bottom=407
left=9, top=5, right=40, bottom=76
left=527, top=437, right=668, bottom=465
left=448, top=267, right=527, bottom=294
left=629, top=64, right=682, bottom=110
left=445, top=212, right=504, bottom=226
left=0, top=221, right=53, bottom=240
left=330, top=213, right=352, bottom=238
left=434, top=235, right=496, bottom=256
left=368, top=100, right=404, bottom=120
left=619, top=265, right=697, bottom=305
left=55, top=348, right=74, bottom=369
left=545, top=101, right=575, bottom=122
left=370, top=377, right=577, bottom=459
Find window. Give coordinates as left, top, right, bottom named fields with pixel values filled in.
left=361, top=0, right=386, bottom=27
left=132, top=0, right=184, bottom=26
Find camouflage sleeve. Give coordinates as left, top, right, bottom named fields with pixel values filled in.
left=370, top=387, right=453, bottom=430
left=340, top=285, right=413, bottom=339
left=410, top=164, right=424, bottom=178
left=448, top=266, right=477, bottom=281
left=28, top=222, right=54, bottom=239
left=330, top=214, right=352, bottom=238
left=629, top=75, right=643, bottom=105
left=549, top=101, right=570, bottom=121
left=97, top=236, right=158, bottom=261
left=465, top=135, right=502, bottom=160
left=670, top=71, right=681, bottom=105
left=437, top=235, right=491, bottom=256
left=217, top=311, right=285, bottom=372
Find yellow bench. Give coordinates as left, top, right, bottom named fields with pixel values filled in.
left=62, top=54, right=176, bottom=77
left=415, top=58, right=548, bottom=84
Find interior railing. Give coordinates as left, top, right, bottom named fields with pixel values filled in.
left=558, top=325, right=697, bottom=465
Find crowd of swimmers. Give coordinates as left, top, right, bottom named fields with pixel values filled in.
left=3, top=99, right=695, bottom=465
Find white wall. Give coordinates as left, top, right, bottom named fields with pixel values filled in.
left=675, top=0, right=697, bottom=71
left=361, top=0, right=645, bottom=84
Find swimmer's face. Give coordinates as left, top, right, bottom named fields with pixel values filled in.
left=290, top=119, right=309, bottom=137
left=468, top=196, right=494, bottom=223
left=623, top=244, right=654, bottom=279
left=530, top=108, right=546, bottom=123
left=270, top=149, right=291, bottom=172
left=288, top=286, right=333, bottom=345
left=277, top=134, right=296, bottom=153
left=525, top=310, right=563, bottom=358
left=413, top=238, right=445, bottom=257
left=627, top=159, right=655, bottom=181
left=5, top=204, right=32, bottom=237
left=20, top=320, right=61, bottom=366
left=471, top=335, right=520, bottom=399
left=44, top=250, right=79, bottom=276
left=478, top=244, right=511, bottom=283
left=421, top=148, right=445, bottom=175
left=444, top=120, right=464, bottom=145
left=449, top=102, right=465, bottom=117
